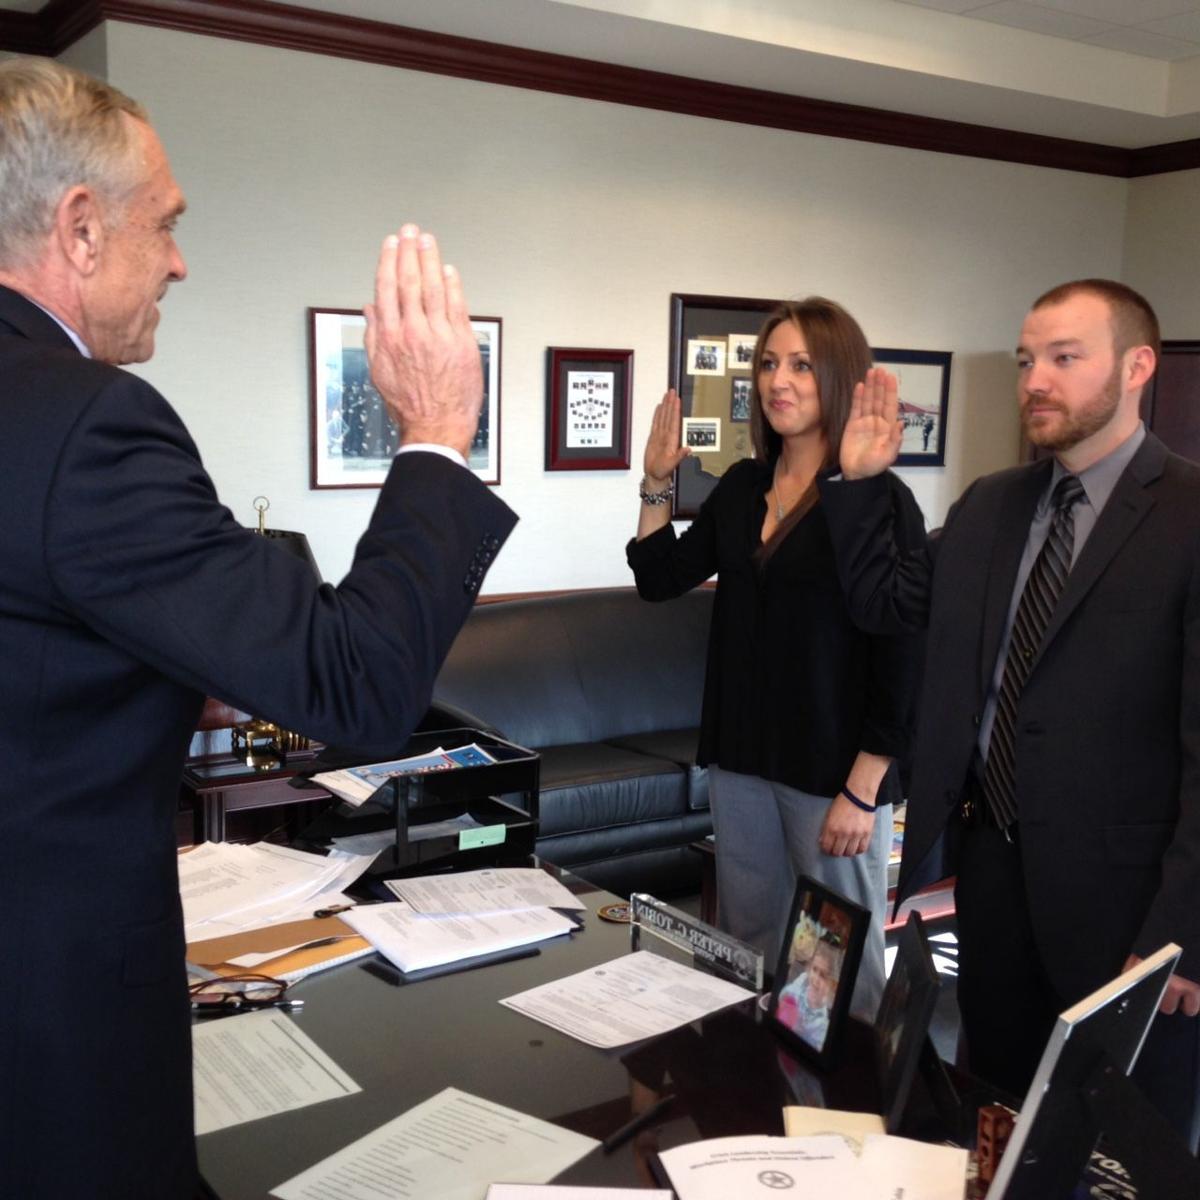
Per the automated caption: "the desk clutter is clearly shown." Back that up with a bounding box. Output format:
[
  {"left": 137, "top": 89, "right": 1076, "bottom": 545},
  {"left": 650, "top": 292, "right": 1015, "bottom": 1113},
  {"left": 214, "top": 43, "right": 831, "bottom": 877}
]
[{"left": 187, "top": 851, "right": 1195, "bottom": 1200}]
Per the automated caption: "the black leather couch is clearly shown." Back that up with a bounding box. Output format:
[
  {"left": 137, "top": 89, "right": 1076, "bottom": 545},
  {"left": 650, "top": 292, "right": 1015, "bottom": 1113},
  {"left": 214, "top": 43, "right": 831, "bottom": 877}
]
[{"left": 427, "top": 588, "right": 714, "bottom": 896}]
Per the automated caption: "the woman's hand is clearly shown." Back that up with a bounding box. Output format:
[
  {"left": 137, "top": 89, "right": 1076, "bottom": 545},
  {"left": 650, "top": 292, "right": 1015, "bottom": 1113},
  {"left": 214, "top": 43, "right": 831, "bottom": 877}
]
[
  {"left": 819, "top": 792, "right": 875, "bottom": 857},
  {"left": 840, "top": 367, "right": 903, "bottom": 481},
  {"left": 644, "top": 389, "right": 690, "bottom": 485}
]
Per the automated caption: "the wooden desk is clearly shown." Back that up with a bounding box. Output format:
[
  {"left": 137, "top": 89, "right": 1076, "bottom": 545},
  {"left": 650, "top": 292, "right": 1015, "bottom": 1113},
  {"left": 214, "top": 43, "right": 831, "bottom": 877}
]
[{"left": 196, "top": 869, "right": 976, "bottom": 1199}]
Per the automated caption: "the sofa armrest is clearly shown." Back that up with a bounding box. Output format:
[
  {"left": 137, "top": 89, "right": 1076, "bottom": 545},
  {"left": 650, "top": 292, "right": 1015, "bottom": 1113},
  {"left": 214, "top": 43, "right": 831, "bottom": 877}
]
[{"left": 419, "top": 698, "right": 505, "bottom": 738}]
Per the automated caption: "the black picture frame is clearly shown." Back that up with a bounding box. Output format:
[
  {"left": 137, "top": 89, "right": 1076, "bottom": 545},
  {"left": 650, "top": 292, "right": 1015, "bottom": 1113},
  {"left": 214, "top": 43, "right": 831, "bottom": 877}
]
[
  {"left": 545, "top": 346, "right": 633, "bottom": 471},
  {"left": 874, "top": 911, "right": 940, "bottom": 1133},
  {"left": 766, "top": 876, "right": 869, "bottom": 1070},
  {"left": 668, "top": 295, "right": 953, "bottom": 512},
  {"left": 874, "top": 347, "right": 952, "bottom": 467},
  {"left": 309, "top": 308, "right": 501, "bottom": 488},
  {"left": 668, "top": 293, "right": 780, "bottom": 517}
]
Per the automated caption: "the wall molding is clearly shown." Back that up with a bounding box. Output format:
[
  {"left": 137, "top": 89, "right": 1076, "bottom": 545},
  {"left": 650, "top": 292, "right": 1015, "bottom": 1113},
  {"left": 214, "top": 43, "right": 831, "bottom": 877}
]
[{"left": 2, "top": 0, "right": 1196, "bottom": 178}]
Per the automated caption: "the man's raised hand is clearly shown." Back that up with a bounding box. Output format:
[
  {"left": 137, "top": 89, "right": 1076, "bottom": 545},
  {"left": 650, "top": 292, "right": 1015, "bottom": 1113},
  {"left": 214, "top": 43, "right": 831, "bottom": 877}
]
[{"left": 364, "top": 224, "right": 482, "bottom": 460}]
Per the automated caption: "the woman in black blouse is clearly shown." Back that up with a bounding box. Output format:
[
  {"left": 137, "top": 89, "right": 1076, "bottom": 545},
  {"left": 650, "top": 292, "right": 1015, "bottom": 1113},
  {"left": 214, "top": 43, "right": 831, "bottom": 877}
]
[{"left": 627, "top": 298, "right": 925, "bottom": 1017}]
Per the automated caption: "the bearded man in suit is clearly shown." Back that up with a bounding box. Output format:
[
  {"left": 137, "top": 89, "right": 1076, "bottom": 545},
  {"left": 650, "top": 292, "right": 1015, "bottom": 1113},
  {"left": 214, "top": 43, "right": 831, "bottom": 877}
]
[
  {"left": 0, "top": 57, "right": 515, "bottom": 1198},
  {"left": 818, "top": 278, "right": 1200, "bottom": 1149}
]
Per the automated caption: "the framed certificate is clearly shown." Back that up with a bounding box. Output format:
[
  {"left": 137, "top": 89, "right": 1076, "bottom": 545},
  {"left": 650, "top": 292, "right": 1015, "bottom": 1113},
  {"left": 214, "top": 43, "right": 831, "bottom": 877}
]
[{"left": 545, "top": 346, "right": 633, "bottom": 471}]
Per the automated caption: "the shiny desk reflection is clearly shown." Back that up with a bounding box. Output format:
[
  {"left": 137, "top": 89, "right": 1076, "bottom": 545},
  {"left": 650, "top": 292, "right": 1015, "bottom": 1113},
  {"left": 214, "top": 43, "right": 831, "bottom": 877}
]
[{"left": 196, "top": 872, "right": 950, "bottom": 1199}]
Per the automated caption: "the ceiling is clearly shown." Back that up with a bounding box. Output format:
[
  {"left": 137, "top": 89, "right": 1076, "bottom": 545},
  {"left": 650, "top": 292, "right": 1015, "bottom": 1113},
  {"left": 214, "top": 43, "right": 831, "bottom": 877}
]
[{"left": 7, "top": 0, "right": 1200, "bottom": 149}]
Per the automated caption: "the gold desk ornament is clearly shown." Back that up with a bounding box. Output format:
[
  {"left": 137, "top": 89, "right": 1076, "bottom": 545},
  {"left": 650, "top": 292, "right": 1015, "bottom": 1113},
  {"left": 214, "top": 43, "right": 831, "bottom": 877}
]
[{"left": 229, "top": 497, "right": 318, "bottom": 770}]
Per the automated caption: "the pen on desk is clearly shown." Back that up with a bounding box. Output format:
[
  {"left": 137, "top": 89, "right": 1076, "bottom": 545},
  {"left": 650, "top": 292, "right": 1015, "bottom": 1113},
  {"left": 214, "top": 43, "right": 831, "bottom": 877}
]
[
  {"left": 314, "top": 902, "right": 355, "bottom": 919},
  {"left": 602, "top": 1093, "right": 675, "bottom": 1154}
]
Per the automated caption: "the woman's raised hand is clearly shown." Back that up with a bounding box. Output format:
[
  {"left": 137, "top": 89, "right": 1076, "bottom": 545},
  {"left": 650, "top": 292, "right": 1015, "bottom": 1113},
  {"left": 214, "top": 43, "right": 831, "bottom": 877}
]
[
  {"left": 644, "top": 389, "right": 691, "bottom": 484},
  {"left": 840, "top": 367, "right": 903, "bottom": 480}
]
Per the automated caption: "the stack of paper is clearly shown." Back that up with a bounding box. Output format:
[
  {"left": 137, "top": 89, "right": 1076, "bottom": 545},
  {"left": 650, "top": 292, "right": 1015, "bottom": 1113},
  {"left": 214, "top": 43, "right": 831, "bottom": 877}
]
[
  {"left": 342, "top": 901, "right": 577, "bottom": 974},
  {"left": 179, "top": 841, "right": 375, "bottom": 941},
  {"left": 336, "top": 868, "right": 585, "bottom": 976}
]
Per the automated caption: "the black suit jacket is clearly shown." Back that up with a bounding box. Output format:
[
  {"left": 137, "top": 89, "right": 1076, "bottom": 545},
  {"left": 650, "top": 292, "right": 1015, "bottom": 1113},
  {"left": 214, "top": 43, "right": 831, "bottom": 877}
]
[
  {"left": 819, "top": 435, "right": 1200, "bottom": 1003},
  {"left": 0, "top": 286, "right": 516, "bottom": 1198}
]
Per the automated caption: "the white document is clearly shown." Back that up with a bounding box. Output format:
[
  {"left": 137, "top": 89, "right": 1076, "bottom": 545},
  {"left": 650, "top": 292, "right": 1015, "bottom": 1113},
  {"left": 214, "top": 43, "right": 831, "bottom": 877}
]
[
  {"left": 660, "top": 1135, "right": 854, "bottom": 1199},
  {"left": 387, "top": 868, "right": 585, "bottom": 915},
  {"left": 192, "top": 1010, "right": 360, "bottom": 1136},
  {"left": 487, "top": 1188, "right": 668, "bottom": 1199},
  {"left": 500, "top": 950, "right": 755, "bottom": 1049},
  {"left": 658, "top": 1134, "right": 967, "bottom": 1200},
  {"left": 270, "top": 1086, "right": 598, "bottom": 1200},
  {"left": 341, "top": 900, "right": 576, "bottom": 973},
  {"left": 858, "top": 1135, "right": 968, "bottom": 1199}
]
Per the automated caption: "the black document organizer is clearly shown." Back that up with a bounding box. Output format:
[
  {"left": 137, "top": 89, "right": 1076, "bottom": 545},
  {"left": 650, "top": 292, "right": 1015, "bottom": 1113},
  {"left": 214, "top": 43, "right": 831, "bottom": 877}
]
[{"left": 300, "top": 728, "right": 540, "bottom": 879}]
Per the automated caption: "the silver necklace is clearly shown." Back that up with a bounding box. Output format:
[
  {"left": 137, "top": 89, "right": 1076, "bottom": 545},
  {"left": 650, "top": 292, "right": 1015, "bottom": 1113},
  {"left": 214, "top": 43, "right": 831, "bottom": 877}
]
[{"left": 773, "top": 459, "right": 788, "bottom": 521}]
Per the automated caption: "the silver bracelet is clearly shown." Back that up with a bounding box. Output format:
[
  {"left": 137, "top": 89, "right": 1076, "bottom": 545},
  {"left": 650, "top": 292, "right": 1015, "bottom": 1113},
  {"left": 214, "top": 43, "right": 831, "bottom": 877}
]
[{"left": 639, "top": 476, "right": 674, "bottom": 506}]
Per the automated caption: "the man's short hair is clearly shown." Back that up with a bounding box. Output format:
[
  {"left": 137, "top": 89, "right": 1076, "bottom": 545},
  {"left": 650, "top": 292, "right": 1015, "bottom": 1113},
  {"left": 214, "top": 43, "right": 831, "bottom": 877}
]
[
  {"left": 0, "top": 57, "right": 146, "bottom": 269},
  {"left": 1032, "top": 278, "right": 1161, "bottom": 363}
]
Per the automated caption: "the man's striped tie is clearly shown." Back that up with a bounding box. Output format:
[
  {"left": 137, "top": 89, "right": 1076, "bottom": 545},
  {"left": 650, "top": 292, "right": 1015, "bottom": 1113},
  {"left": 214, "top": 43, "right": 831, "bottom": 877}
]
[{"left": 981, "top": 473, "right": 1085, "bottom": 831}]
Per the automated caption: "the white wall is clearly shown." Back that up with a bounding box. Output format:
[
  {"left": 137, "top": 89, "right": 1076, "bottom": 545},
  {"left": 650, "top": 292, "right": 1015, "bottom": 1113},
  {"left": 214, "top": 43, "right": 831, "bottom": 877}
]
[
  {"left": 97, "top": 20, "right": 1127, "bottom": 590},
  {"left": 1123, "top": 169, "right": 1200, "bottom": 339}
]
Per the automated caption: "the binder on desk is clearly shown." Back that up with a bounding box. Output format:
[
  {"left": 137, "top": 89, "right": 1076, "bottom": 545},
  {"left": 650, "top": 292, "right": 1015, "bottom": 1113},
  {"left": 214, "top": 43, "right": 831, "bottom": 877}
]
[{"left": 187, "top": 916, "right": 373, "bottom": 983}]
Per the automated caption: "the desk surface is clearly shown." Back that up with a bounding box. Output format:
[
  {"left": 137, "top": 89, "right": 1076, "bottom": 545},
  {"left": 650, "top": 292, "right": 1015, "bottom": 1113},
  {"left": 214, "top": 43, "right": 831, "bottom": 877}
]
[{"left": 196, "top": 873, "right": 959, "bottom": 1199}]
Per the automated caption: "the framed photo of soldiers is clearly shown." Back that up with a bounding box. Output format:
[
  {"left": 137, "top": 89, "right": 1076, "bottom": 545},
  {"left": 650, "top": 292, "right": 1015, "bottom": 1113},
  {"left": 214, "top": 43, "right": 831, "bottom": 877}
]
[
  {"left": 668, "top": 293, "right": 780, "bottom": 517},
  {"left": 309, "top": 308, "right": 502, "bottom": 488},
  {"left": 545, "top": 346, "right": 633, "bottom": 471}
]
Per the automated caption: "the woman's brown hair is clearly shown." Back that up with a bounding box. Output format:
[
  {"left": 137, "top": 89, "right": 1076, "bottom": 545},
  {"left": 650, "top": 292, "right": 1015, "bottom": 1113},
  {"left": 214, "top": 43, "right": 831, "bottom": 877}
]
[{"left": 750, "top": 297, "right": 873, "bottom": 561}]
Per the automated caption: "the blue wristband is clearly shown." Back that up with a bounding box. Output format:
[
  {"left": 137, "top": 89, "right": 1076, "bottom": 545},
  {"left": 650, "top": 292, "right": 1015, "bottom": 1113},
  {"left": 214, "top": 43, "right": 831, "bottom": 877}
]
[{"left": 840, "top": 785, "right": 876, "bottom": 813}]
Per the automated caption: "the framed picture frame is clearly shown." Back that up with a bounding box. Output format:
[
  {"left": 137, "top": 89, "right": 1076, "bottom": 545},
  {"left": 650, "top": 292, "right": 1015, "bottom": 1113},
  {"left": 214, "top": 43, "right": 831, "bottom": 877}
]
[
  {"left": 766, "top": 876, "right": 869, "bottom": 1069},
  {"left": 545, "top": 346, "right": 633, "bottom": 471},
  {"left": 308, "top": 307, "right": 502, "bottom": 489},
  {"left": 874, "top": 910, "right": 940, "bottom": 1132},
  {"left": 874, "top": 347, "right": 952, "bottom": 467},
  {"left": 668, "top": 293, "right": 780, "bottom": 517}
]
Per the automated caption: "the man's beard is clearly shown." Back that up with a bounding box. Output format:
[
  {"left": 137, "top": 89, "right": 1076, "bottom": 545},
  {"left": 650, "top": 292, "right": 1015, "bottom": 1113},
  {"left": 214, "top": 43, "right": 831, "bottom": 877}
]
[{"left": 1021, "top": 362, "right": 1122, "bottom": 452}]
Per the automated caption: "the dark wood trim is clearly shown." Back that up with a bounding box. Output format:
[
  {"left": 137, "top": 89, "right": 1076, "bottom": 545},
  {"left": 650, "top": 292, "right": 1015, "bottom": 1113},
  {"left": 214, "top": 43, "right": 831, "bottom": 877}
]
[
  {"left": 1129, "top": 137, "right": 1200, "bottom": 178},
  {"left": 5, "top": 0, "right": 1200, "bottom": 178},
  {"left": 0, "top": 10, "right": 51, "bottom": 54}
]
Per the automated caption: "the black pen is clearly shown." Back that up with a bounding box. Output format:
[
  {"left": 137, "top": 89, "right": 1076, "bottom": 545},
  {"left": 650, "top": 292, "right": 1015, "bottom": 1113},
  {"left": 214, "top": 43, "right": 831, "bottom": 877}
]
[{"left": 602, "top": 1093, "right": 675, "bottom": 1154}]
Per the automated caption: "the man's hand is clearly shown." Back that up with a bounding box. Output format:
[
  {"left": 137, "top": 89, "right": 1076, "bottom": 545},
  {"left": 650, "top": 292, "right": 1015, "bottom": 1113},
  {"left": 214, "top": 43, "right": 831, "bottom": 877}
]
[
  {"left": 364, "top": 224, "right": 482, "bottom": 460},
  {"left": 1124, "top": 954, "right": 1200, "bottom": 1016},
  {"left": 840, "top": 366, "right": 903, "bottom": 480}
]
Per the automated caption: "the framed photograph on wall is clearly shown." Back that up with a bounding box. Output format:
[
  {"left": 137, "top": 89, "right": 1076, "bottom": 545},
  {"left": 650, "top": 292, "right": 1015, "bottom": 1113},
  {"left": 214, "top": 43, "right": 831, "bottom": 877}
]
[
  {"left": 874, "top": 347, "right": 952, "bottom": 467},
  {"left": 309, "top": 308, "right": 502, "bottom": 489},
  {"left": 668, "top": 293, "right": 780, "bottom": 517},
  {"left": 766, "top": 876, "right": 868, "bottom": 1069},
  {"left": 545, "top": 346, "right": 633, "bottom": 471}
]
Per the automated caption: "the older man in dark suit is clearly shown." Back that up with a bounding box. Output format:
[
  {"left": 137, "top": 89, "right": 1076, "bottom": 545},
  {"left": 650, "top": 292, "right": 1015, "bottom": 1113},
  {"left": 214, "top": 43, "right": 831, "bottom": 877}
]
[
  {"left": 819, "top": 279, "right": 1200, "bottom": 1149},
  {"left": 0, "top": 58, "right": 515, "bottom": 1198}
]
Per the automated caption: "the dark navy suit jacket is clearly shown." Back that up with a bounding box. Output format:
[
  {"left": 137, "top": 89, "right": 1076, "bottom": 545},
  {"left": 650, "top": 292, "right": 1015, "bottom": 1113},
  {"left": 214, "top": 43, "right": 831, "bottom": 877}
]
[{"left": 0, "top": 285, "right": 516, "bottom": 1198}]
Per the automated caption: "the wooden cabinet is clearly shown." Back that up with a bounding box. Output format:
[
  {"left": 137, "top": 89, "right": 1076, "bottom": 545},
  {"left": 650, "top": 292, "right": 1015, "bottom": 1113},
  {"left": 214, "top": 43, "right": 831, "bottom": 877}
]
[{"left": 1142, "top": 340, "right": 1200, "bottom": 463}]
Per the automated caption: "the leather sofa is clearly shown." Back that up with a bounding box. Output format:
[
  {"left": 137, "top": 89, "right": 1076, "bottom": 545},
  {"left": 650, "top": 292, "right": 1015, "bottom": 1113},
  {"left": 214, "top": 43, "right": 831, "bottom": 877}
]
[{"left": 426, "top": 587, "right": 714, "bottom": 897}]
